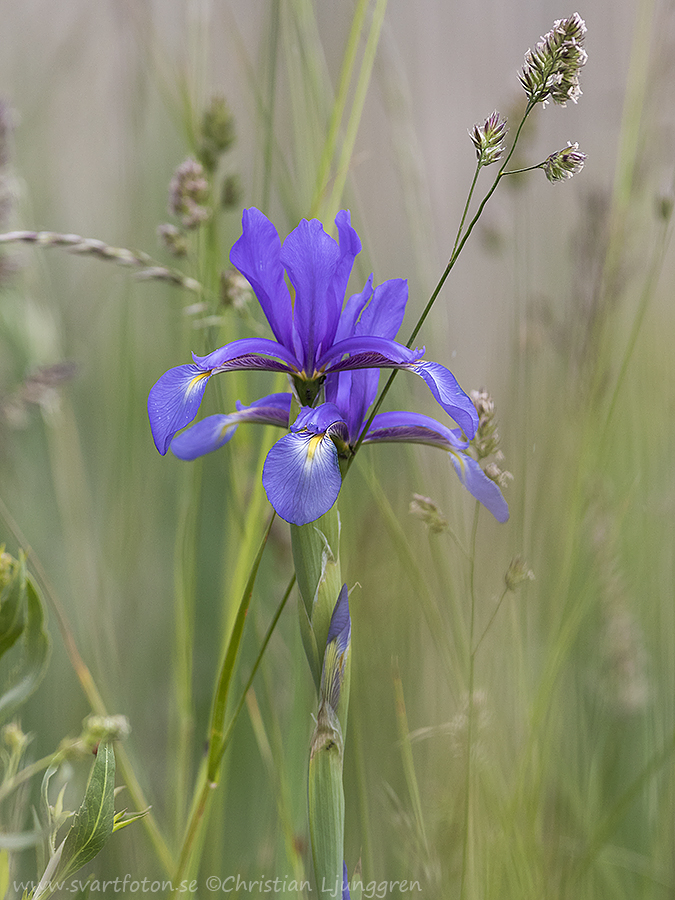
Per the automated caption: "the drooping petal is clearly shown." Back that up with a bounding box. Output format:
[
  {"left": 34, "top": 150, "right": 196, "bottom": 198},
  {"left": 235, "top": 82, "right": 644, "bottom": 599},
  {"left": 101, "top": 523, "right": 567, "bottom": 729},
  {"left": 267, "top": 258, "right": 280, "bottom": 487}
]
[
  {"left": 363, "top": 410, "right": 469, "bottom": 451},
  {"left": 148, "top": 364, "right": 212, "bottom": 455},
  {"left": 318, "top": 335, "right": 420, "bottom": 372},
  {"left": 450, "top": 454, "right": 510, "bottom": 523},
  {"left": 281, "top": 217, "right": 342, "bottom": 372},
  {"left": 408, "top": 360, "right": 479, "bottom": 438},
  {"left": 170, "top": 414, "right": 240, "bottom": 460},
  {"left": 170, "top": 393, "right": 292, "bottom": 461},
  {"left": 192, "top": 337, "right": 300, "bottom": 373},
  {"left": 229, "top": 208, "right": 294, "bottom": 350},
  {"left": 262, "top": 430, "right": 342, "bottom": 526},
  {"left": 363, "top": 410, "right": 508, "bottom": 522}
]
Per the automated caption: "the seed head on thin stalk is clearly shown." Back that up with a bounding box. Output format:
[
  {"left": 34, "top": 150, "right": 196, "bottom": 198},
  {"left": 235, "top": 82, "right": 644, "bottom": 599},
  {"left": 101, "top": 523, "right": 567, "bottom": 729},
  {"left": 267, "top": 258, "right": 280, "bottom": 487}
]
[
  {"left": 542, "top": 142, "right": 587, "bottom": 182},
  {"left": 468, "top": 389, "right": 513, "bottom": 491},
  {"left": 168, "top": 157, "right": 211, "bottom": 229},
  {"left": 469, "top": 111, "right": 508, "bottom": 167},
  {"left": 519, "top": 13, "right": 587, "bottom": 108},
  {"left": 199, "top": 95, "right": 236, "bottom": 171},
  {"left": 409, "top": 493, "right": 449, "bottom": 534},
  {"left": 505, "top": 556, "right": 535, "bottom": 592}
]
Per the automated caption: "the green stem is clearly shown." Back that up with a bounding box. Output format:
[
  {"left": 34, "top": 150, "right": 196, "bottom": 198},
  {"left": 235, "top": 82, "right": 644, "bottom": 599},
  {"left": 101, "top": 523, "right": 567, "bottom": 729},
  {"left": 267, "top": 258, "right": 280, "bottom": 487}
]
[
  {"left": 459, "top": 503, "right": 481, "bottom": 900},
  {"left": 350, "top": 103, "right": 536, "bottom": 462},
  {"left": 472, "top": 587, "right": 509, "bottom": 656},
  {"left": 171, "top": 530, "right": 294, "bottom": 892}
]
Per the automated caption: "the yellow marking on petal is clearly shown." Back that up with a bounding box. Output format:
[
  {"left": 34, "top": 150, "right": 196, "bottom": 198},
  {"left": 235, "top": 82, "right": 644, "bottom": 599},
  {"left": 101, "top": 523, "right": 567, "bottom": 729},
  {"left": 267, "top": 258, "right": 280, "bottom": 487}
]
[
  {"left": 187, "top": 371, "right": 211, "bottom": 394},
  {"left": 306, "top": 434, "right": 324, "bottom": 460}
]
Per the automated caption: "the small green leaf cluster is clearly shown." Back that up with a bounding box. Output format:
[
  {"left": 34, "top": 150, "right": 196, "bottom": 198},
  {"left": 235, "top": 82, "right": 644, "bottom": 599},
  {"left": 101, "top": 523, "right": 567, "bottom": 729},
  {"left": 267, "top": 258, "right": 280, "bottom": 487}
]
[{"left": 0, "top": 549, "right": 50, "bottom": 725}]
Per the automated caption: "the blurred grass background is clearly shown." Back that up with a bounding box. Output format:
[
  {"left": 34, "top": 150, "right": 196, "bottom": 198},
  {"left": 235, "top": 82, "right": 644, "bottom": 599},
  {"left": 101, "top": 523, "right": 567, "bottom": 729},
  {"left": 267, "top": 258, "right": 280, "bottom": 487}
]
[{"left": 1, "top": 1, "right": 674, "bottom": 897}]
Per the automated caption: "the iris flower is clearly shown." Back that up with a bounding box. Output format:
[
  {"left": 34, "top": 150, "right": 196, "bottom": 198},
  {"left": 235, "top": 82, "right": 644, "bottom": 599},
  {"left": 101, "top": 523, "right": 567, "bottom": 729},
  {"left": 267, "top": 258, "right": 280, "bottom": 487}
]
[{"left": 148, "top": 208, "right": 508, "bottom": 526}]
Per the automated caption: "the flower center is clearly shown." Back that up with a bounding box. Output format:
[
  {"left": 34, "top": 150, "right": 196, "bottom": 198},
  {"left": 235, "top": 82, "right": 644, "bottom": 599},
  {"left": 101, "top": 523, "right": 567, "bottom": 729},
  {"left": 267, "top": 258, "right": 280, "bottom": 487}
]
[{"left": 292, "top": 374, "right": 325, "bottom": 407}]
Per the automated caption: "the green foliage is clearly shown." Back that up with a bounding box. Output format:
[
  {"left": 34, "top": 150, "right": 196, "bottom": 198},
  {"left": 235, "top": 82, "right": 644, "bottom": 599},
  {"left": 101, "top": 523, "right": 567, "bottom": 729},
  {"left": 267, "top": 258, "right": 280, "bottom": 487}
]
[
  {"left": 0, "top": 551, "right": 50, "bottom": 725},
  {"left": 32, "top": 744, "right": 115, "bottom": 900}
]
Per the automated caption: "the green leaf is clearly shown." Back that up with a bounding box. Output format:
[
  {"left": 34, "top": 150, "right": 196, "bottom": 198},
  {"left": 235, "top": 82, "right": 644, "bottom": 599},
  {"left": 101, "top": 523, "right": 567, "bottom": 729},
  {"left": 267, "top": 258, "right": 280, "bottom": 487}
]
[
  {"left": 52, "top": 742, "right": 116, "bottom": 885},
  {"left": 112, "top": 807, "right": 151, "bottom": 833},
  {"left": 0, "top": 552, "right": 51, "bottom": 724}
]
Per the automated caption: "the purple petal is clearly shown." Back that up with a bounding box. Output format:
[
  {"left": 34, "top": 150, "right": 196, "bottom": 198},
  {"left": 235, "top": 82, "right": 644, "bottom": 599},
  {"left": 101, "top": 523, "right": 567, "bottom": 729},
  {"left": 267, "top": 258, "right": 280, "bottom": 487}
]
[
  {"left": 292, "top": 402, "right": 349, "bottom": 442},
  {"left": 330, "top": 210, "right": 362, "bottom": 321},
  {"left": 358, "top": 278, "right": 408, "bottom": 341},
  {"left": 319, "top": 335, "right": 420, "bottom": 372},
  {"left": 170, "top": 414, "right": 240, "bottom": 460},
  {"left": 281, "top": 218, "right": 342, "bottom": 371},
  {"left": 263, "top": 430, "right": 342, "bottom": 525},
  {"left": 327, "top": 583, "right": 351, "bottom": 648},
  {"left": 148, "top": 364, "right": 212, "bottom": 455},
  {"left": 409, "top": 361, "right": 479, "bottom": 438},
  {"left": 342, "top": 862, "right": 350, "bottom": 900},
  {"left": 326, "top": 280, "right": 409, "bottom": 439},
  {"left": 229, "top": 208, "right": 294, "bottom": 350},
  {"left": 363, "top": 410, "right": 508, "bottom": 522},
  {"left": 363, "top": 410, "right": 468, "bottom": 451},
  {"left": 322, "top": 584, "right": 351, "bottom": 712},
  {"left": 169, "top": 393, "right": 292, "bottom": 461},
  {"left": 450, "top": 454, "right": 510, "bottom": 523},
  {"left": 333, "top": 275, "right": 373, "bottom": 344},
  {"left": 325, "top": 370, "right": 364, "bottom": 444},
  {"left": 192, "top": 337, "right": 300, "bottom": 373}
]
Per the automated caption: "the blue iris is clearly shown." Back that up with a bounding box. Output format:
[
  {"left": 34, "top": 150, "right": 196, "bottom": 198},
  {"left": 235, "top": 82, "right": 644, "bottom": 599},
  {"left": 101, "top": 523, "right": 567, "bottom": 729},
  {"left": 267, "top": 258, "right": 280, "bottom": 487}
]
[{"left": 148, "top": 208, "right": 508, "bottom": 526}]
